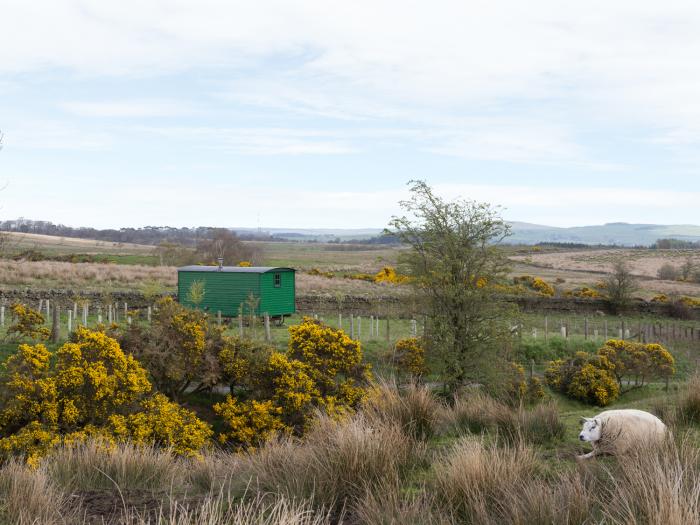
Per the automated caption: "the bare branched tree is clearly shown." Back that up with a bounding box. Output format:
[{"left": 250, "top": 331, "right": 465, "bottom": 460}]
[{"left": 605, "top": 259, "right": 638, "bottom": 313}]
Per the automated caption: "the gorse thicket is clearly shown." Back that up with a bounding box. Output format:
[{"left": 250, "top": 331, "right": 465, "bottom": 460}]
[
  {"left": 0, "top": 327, "right": 211, "bottom": 465},
  {"left": 545, "top": 339, "right": 675, "bottom": 406},
  {"left": 215, "top": 317, "right": 373, "bottom": 449},
  {"left": 0, "top": 302, "right": 375, "bottom": 464}
]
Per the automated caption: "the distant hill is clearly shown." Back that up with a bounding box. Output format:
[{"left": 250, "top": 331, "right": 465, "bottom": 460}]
[
  {"left": 507, "top": 222, "right": 700, "bottom": 246},
  {"left": 246, "top": 223, "right": 700, "bottom": 246}
]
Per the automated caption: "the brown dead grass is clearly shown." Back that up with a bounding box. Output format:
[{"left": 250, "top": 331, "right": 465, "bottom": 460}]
[
  {"left": 510, "top": 249, "right": 700, "bottom": 299},
  {"left": 0, "top": 260, "right": 176, "bottom": 292}
]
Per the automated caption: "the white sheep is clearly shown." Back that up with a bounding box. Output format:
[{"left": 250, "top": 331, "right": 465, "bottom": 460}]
[{"left": 577, "top": 409, "right": 667, "bottom": 459}]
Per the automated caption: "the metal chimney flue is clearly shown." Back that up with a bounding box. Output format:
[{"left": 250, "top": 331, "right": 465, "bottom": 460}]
[{"left": 217, "top": 257, "right": 224, "bottom": 271}]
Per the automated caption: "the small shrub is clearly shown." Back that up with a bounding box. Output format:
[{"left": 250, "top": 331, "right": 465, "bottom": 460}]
[
  {"left": 525, "top": 376, "right": 546, "bottom": 403},
  {"left": 374, "top": 266, "right": 410, "bottom": 284},
  {"left": 513, "top": 275, "right": 555, "bottom": 296},
  {"left": 502, "top": 362, "right": 527, "bottom": 405},
  {"left": 598, "top": 339, "right": 675, "bottom": 390},
  {"left": 545, "top": 351, "right": 619, "bottom": 406},
  {"left": 6, "top": 303, "right": 50, "bottom": 341},
  {"left": 657, "top": 263, "right": 680, "bottom": 281},
  {"left": 393, "top": 337, "right": 429, "bottom": 378}
]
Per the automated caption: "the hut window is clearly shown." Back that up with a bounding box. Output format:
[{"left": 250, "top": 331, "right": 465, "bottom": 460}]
[{"left": 274, "top": 273, "right": 281, "bottom": 287}]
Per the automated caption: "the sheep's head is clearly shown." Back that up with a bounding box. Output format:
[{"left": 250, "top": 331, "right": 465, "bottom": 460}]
[{"left": 579, "top": 417, "right": 602, "bottom": 442}]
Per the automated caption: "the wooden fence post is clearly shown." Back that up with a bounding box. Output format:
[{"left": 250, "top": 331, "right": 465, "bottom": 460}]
[
  {"left": 544, "top": 316, "right": 548, "bottom": 343},
  {"left": 350, "top": 314, "right": 355, "bottom": 340},
  {"left": 264, "top": 313, "right": 271, "bottom": 341},
  {"left": 67, "top": 310, "right": 72, "bottom": 333},
  {"left": 51, "top": 306, "right": 60, "bottom": 343},
  {"left": 1, "top": 305, "right": 5, "bottom": 327}
]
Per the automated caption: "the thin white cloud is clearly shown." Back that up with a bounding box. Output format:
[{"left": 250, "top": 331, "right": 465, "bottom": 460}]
[
  {"left": 141, "top": 126, "right": 357, "bottom": 155},
  {"left": 60, "top": 99, "right": 194, "bottom": 118},
  {"left": 6, "top": 120, "right": 113, "bottom": 151}
]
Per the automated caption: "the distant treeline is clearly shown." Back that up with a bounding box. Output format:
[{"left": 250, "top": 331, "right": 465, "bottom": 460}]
[
  {"left": 651, "top": 238, "right": 700, "bottom": 250},
  {"left": 0, "top": 220, "right": 282, "bottom": 246},
  {"left": 0, "top": 219, "right": 401, "bottom": 246}
]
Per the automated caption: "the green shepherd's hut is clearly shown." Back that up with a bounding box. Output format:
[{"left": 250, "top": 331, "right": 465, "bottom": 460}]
[{"left": 177, "top": 265, "right": 296, "bottom": 321}]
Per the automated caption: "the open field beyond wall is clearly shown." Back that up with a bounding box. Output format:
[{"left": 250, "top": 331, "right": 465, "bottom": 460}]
[{"left": 0, "top": 240, "right": 699, "bottom": 301}]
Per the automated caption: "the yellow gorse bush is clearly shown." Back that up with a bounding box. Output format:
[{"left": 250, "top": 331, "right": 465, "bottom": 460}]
[
  {"left": 0, "top": 328, "right": 211, "bottom": 465},
  {"left": 565, "top": 287, "right": 603, "bottom": 299},
  {"left": 7, "top": 303, "right": 50, "bottom": 341},
  {"left": 394, "top": 337, "right": 428, "bottom": 377},
  {"left": 213, "top": 397, "right": 286, "bottom": 450},
  {"left": 511, "top": 276, "right": 555, "bottom": 297},
  {"left": 545, "top": 351, "right": 620, "bottom": 406},
  {"left": 108, "top": 393, "right": 212, "bottom": 457},
  {"left": 216, "top": 317, "right": 373, "bottom": 449},
  {"left": 374, "top": 266, "right": 410, "bottom": 284},
  {"left": 597, "top": 339, "right": 675, "bottom": 388}
]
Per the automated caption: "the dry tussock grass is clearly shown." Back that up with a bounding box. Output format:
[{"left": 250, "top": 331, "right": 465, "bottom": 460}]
[
  {"left": 434, "top": 437, "right": 539, "bottom": 523},
  {"left": 0, "top": 459, "right": 81, "bottom": 525},
  {"left": 363, "top": 380, "right": 443, "bottom": 440},
  {"left": 45, "top": 441, "right": 187, "bottom": 493},
  {"left": 3, "top": 385, "right": 700, "bottom": 524},
  {"left": 0, "top": 259, "right": 175, "bottom": 291},
  {"left": 442, "top": 392, "right": 565, "bottom": 445}
]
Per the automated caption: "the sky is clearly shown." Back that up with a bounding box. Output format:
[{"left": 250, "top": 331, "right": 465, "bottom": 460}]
[{"left": 1, "top": 1, "right": 700, "bottom": 229}]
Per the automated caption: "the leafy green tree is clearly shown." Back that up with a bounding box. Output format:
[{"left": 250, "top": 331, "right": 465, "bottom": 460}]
[{"left": 388, "top": 180, "right": 517, "bottom": 391}]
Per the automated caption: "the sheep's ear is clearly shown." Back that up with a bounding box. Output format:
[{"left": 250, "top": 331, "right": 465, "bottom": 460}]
[{"left": 580, "top": 416, "right": 591, "bottom": 423}]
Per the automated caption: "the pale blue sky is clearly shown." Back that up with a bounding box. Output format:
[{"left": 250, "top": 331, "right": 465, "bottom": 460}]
[{"left": 1, "top": 1, "right": 699, "bottom": 229}]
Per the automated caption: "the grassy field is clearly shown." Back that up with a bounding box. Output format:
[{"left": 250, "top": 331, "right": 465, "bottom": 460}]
[
  {"left": 1, "top": 233, "right": 698, "bottom": 302},
  {"left": 2, "top": 231, "right": 157, "bottom": 256},
  {"left": 512, "top": 248, "right": 700, "bottom": 300}
]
